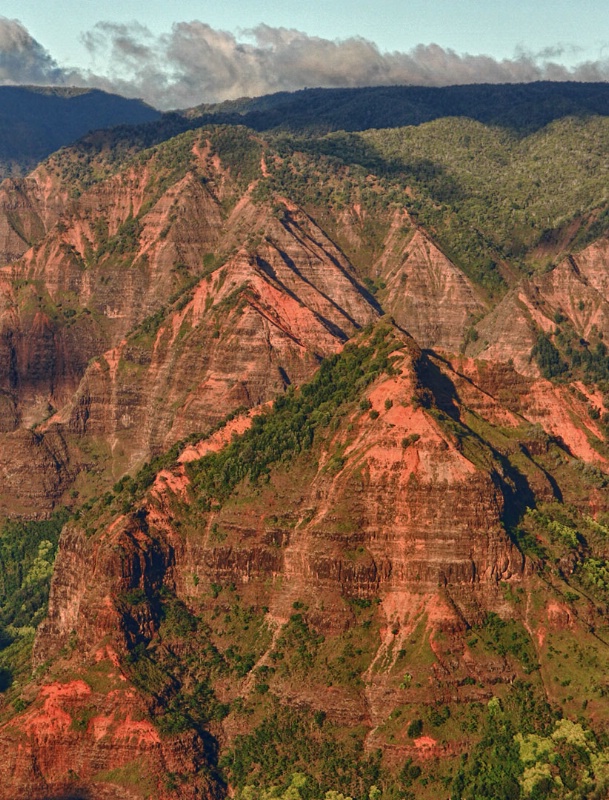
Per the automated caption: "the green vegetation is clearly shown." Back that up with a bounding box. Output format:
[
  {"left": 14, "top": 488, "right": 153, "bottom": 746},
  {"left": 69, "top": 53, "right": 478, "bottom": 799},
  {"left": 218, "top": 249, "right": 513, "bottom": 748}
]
[
  {"left": 0, "top": 508, "right": 69, "bottom": 637},
  {"left": 222, "top": 704, "right": 383, "bottom": 799},
  {"left": 452, "top": 694, "right": 539, "bottom": 800},
  {"left": 270, "top": 613, "right": 324, "bottom": 678},
  {"left": 577, "top": 558, "right": 609, "bottom": 603},
  {"left": 123, "top": 593, "right": 229, "bottom": 738},
  {"left": 186, "top": 325, "right": 401, "bottom": 508},
  {"left": 191, "top": 83, "right": 609, "bottom": 137},
  {"left": 95, "top": 214, "right": 142, "bottom": 262},
  {"left": 476, "top": 614, "right": 539, "bottom": 675},
  {"left": 531, "top": 319, "right": 609, "bottom": 389},
  {"left": 210, "top": 126, "right": 263, "bottom": 188},
  {"left": 247, "top": 113, "right": 609, "bottom": 295},
  {"left": 93, "top": 760, "right": 158, "bottom": 797},
  {"left": 454, "top": 700, "right": 609, "bottom": 800},
  {"left": 0, "top": 508, "right": 69, "bottom": 695},
  {"left": 236, "top": 773, "right": 355, "bottom": 800},
  {"left": 531, "top": 334, "right": 568, "bottom": 380}
]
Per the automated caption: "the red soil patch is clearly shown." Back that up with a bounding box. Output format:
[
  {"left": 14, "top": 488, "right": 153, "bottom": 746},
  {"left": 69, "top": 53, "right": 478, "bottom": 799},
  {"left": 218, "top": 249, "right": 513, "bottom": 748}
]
[
  {"left": 90, "top": 714, "right": 113, "bottom": 741},
  {"left": 22, "top": 680, "right": 91, "bottom": 737},
  {"left": 525, "top": 381, "right": 607, "bottom": 465},
  {"left": 546, "top": 600, "right": 574, "bottom": 628},
  {"left": 178, "top": 410, "right": 259, "bottom": 464},
  {"left": 537, "top": 625, "right": 546, "bottom": 649},
  {"left": 358, "top": 375, "right": 477, "bottom": 483},
  {"left": 101, "top": 341, "right": 127, "bottom": 383},
  {"left": 414, "top": 736, "right": 439, "bottom": 757},
  {"left": 113, "top": 715, "right": 160, "bottom": 745}
]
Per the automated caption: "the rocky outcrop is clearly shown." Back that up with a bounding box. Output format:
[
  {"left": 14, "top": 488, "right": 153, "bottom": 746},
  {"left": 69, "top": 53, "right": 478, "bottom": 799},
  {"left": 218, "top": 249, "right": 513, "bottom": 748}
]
[
  {"left": 375, "top": 213, "right": 486, "bottom": 351},
  {"left": 0, "top": 326, "right": 531, "bottom": 797},
  {"left": 18, "top": 167, "right": 223, "bottom": 344},
  {"left": 63, "top": 231, "right": 378, "bottom": 467},
  {"left": 0, "top": 167, "right": 68, "bottom": 265},
  {"left": 467, "top": 237, "right": 609, "bottom": 375},
  {"left": 0, "top": 134, "right": 383, "bottom": 508},
  {"left": 3, "top": 516, "right": 219, "bottom": 800},
  {"left": 0, "top": 676, "right": 218, "bottom": 800},
  {"left": 0, "top": 427, "right": 73, "bottom": 516}
]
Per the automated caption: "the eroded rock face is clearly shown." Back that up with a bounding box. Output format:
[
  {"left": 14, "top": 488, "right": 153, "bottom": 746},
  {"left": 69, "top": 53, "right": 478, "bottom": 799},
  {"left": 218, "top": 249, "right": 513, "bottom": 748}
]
[
  {"left": 18, "top": 169, "right": 223, "bottom": 343},
  {"left": 0, "top": 677, "right": 218, "bottom": 800},
  {"left": 8, "top": 328, "right": 532, "bottom": 798},
  {"left": 0, "top": 167, "right": 68, "bottom": 266},
  {"left": 10, "top": 128, "right": 609, "bottom": 516},
  {"left": 0, "top": 136, "right": 381, "bottom": 509},
  {"left": 0, "top": 427, "right": 73, "bottom": 516},
  {"left": 64, "top": 239, "right": 378, "bottom": 468},
  {"left": 0, "top": 139, "right": 232, "bottom": 440},
  {"left": 468, "top": 236, "right": 609, "bottom": 376},
  {"left": 375, "top": 215, "right": 486, "bottom": 351},
  {"left": 4, "top": 515, "right": 220, "bottom": 800}
]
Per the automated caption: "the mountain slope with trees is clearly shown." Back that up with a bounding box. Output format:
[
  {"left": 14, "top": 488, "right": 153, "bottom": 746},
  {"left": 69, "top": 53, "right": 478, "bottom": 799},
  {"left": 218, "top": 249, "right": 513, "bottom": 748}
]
[{"left": 1, "top": 83, "right": 609, "bottom": 799}]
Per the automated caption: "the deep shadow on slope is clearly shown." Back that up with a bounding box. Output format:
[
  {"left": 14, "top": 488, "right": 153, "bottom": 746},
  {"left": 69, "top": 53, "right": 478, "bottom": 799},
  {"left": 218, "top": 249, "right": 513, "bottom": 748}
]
[
  {"left": 189, "top": 82, "right": 609, "bottom": 135},
  {"left": 418, "top": 351, "right": 564, "bottom": 532},
  {"left": 0, "top": 86, "right": 160, "bottom": 178}
]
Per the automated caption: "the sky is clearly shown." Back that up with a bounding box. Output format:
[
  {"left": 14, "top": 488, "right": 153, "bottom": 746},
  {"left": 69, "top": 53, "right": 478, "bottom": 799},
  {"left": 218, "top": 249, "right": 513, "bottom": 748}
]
[{"left": 0, "top": 1, "right": 608, "bottom": 110}]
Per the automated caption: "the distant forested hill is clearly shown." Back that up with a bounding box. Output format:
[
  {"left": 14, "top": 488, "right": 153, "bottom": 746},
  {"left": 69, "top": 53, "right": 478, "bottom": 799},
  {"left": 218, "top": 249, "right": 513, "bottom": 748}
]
[
  {"left": 0, "top": 86, "right": 160, "bottom": 178},
  {"left": 186, "top": 81, "right": 609, "bottom": 134},
  {"left": 5, "top": 82, "right": 609, "bottom": 182}
]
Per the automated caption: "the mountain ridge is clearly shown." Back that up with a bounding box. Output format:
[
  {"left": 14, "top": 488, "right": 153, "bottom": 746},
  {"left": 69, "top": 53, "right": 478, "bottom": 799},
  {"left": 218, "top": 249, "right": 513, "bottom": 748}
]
[
  {"left": 0, "top": 85, "right": 160, "bottom": 180},
  {"left": 1, "top": 85, "right": 609, "bottom": 799}
]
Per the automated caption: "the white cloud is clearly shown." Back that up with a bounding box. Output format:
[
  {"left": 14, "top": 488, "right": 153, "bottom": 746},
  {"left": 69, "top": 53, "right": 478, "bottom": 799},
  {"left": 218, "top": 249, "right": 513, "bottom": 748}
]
[
  {"left": 1, "top": 16, "right": 609, "bottom": 110},
  {"left": 0, "top": 16, "right": 66, "bottom": 84}
]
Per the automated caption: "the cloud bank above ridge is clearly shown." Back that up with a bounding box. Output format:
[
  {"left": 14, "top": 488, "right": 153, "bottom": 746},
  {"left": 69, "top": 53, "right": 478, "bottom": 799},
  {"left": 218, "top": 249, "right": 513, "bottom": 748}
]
[{"left": 1, "top": 15, "right": 609, "bottom": 110}]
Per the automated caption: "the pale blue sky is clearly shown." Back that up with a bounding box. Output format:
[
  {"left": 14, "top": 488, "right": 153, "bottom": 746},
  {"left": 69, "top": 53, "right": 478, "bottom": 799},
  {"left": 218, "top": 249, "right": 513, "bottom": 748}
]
[{"left": 4, "top": 0, "right": 607, "bottom": 68}]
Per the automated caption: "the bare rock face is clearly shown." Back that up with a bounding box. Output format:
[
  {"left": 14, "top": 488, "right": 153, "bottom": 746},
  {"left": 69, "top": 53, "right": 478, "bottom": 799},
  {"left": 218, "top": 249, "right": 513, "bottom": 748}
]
[
  {"left": 64, "top": 224, "right": 379, "bottom": 468},
  {"left": 0, "top": 427, "right": 73, "bottom": 516},
  {"left": 6, "top": 326, "right": 533, "bottom": 798},
  {"left": 0, "top": 515, "right": 220, "bottom": 800},
  {"left": 467, "top": 237, "right": 609, "bottom": 375},
  {"left": 0, "top": 134, "right": 381, "bottom": 509},
  {"left": 0, "top": 155, "right": 232, "bottom": 462},
  {"left": 3, "top": 504, "right": 221, "bottom": 800},
  {"left": 0, "top": 166, "right": 68, "bottom": 266},
  {"left": 3, "top": 307, "right": 609, "bottom": 796},
  {"left": 570, "top": 237, "right": 609, "bottom": 299},
  {"left": 467, "top": 284, "right": 544, "bottom": 376},
  {"left": 18, "top": 168, "right": 223, "bottom": 343},
  {"left": 0, "top": 678, "right": 218, "bottom": 800},
  {"left": 375, "top": 214, "right": 486, "bottom": 351},
  {"left": 155, "top": 341, "right": 524, "bottom": 625}
]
